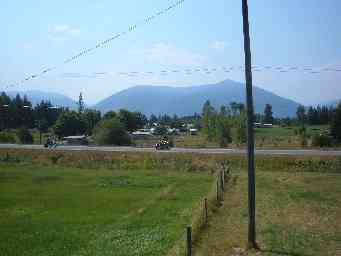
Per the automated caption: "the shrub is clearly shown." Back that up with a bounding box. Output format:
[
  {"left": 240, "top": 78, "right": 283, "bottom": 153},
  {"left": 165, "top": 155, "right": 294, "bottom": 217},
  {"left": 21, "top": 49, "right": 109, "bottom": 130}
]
[
  {"left": 93, "top": 118, "right": 131, "bottom": 146},
  {"left": 16, "top": 128, "right": 33, "bottom": 144},
  {"left": 0, "top": 131, "right": 16, "bottom": 143},
  {"left": 311, "top": 134, "right": 333, "bottom": 147}
]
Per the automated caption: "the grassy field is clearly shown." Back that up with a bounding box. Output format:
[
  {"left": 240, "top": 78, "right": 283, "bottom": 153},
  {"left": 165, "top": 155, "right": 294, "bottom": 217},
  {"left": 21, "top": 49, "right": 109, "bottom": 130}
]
[
  {"left": 170, "top": 125, "right": 331, "bottom": 149},
  {"left": 0, "top": 163, "right": 214, "bottom": 256},
  {"left": 194, "top": 158, "right": 341, "bottom": 255},
  {"left": 0, "top": 149, "right": 340, "bottom": 255}
]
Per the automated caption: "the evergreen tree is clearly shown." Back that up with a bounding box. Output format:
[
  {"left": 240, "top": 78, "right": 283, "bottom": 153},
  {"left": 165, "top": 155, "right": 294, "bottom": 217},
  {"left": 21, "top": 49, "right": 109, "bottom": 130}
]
[
  {"left": 296, "top": 105, "right": 306, "bottom": 126},
  {"left": 331, "top": 103, "right": 341, "bottom": 143},
  {"left": 263, "top": 104, "right": 274, "bottom": 124},
  {"left": 77, "top": 92, "right": 85, "bottom": 114}
]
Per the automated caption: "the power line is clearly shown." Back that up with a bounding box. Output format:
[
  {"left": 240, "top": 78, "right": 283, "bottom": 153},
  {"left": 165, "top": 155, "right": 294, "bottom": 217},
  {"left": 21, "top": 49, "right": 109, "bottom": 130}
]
[
  {"left": 57, "top": 64, "right": 341, "bottom": 79},
  {"left": 3, "top": 0, "right": 186, "bottom": 90}
]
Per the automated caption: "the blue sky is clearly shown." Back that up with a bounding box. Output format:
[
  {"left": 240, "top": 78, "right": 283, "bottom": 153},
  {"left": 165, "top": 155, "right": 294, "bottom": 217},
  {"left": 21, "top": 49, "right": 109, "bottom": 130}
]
[{"left": 1, "top": 0, "right": 341, "bottom": 105}]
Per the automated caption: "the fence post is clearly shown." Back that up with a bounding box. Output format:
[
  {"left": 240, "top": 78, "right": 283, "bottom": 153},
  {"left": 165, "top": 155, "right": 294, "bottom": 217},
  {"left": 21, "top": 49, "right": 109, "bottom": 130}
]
[
  {"left": 220, "top": 170, "right": 225, "bottom": 192},
  {"left": 204, "top": 198, "right": 208, "bottom": 227},
  {"left": 186, "top": 226, "right": 192, "bottom": 256},
  {"left": 216, "top": 179, "right": 220, "bottom": 202}
]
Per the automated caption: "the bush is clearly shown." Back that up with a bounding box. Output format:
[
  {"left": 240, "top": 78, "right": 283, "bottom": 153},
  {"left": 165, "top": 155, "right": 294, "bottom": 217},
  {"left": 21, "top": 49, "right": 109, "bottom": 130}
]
[
  {"left": 0, "top": 131, "right": 16, "bottom": 143},
  {"left": 93, "top": 118, "right": 131, "bottom": 146},
  {"left": 54, "top": 111, "right": 87, "bottom": 138},
  {"left": 16, "top": 128, "right": 34, "bottom": 144},
  {"left": 311, "top": 134, "right": 333, "bottom": 147}
]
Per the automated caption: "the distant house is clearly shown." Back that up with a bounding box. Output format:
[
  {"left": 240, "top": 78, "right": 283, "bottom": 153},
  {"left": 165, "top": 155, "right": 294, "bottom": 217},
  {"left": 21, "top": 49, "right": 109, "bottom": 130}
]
[
  {"left": 63, "top": 135, "right": 88, "bottom": 145},
  {"left": 262, "top": 123, "right": 273, "bottom": 128},
  {"left": 189, "top": 128, "right": 198, "bottom": 135},
  {"left": 253, "top": 123, "right": 273, "bottom": 128},
  {"left": 131, "top": 130, "right": 153, "bottom": 139}
]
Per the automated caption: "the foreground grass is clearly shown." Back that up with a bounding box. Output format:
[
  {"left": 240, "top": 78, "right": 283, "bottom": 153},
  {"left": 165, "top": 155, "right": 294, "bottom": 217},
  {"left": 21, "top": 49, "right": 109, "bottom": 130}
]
[
  {"left": 0, "top": 163, "right": 213, "bottom": 256},
  {"left": 194, "top": 166, "right": 341, "bottom": 255}
]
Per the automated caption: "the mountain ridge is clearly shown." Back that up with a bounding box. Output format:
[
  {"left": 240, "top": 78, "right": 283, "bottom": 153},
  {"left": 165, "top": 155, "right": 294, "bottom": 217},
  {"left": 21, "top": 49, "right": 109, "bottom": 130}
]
[
  {"left": 4, "top": 90, "right": 78, "bottom": 109},
  {"left": 94, "top": 79, "right": 301, "bottom": 117}
]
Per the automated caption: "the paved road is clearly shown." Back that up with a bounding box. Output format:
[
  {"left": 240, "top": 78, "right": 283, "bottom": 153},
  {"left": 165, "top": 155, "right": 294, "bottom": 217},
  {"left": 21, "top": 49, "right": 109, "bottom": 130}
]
[{"left": 0, "top": 144, "right": 340, "bottom": 156}]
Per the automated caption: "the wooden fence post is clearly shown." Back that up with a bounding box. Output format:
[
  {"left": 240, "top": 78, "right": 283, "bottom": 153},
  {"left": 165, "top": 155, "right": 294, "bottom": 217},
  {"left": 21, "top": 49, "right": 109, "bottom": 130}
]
[
  {"left": 216, "top": 179, "right": 220, "bottom": 202},
  {"left": 220, "top": 170, "right": 225, "bottom": 192},
  {"left": 186, "top": 226, "right": 192, "bottom": 256},
  {"left": 204, "top": 198, "right": 208, "bottom": 227}
]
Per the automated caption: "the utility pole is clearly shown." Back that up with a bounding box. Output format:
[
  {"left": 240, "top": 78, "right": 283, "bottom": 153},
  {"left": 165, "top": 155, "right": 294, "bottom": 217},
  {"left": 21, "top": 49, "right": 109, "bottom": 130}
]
[{"left": 241, "top": 0, "right": 257, "bottom": 249}]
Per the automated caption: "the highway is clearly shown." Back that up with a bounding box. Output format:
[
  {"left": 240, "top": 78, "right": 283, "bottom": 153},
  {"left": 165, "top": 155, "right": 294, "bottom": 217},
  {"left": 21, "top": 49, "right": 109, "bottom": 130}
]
[{"left": 0, "top": 144, "right": 340, "bottom": 156}]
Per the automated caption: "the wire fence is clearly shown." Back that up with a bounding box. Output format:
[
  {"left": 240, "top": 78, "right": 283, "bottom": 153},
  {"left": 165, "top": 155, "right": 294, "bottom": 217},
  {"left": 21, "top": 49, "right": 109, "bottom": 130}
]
[{"left": 167, "top": 160, "right": 232, "bottom": 256}]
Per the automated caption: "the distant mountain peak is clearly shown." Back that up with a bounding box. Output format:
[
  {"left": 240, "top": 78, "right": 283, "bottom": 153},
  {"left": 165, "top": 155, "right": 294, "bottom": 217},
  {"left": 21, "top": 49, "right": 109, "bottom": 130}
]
[{"left": 94, "top": 79, "right": 301, "bottom": 117}]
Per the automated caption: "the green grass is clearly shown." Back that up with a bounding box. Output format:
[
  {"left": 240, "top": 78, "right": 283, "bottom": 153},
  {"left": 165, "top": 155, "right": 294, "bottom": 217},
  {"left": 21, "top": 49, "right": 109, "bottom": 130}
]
[
  {"left": 194, "top": 160, "right": 341, "bottom": 256},
  {"left": 0, "top": 163, "right": 214, "bottom": 256}
]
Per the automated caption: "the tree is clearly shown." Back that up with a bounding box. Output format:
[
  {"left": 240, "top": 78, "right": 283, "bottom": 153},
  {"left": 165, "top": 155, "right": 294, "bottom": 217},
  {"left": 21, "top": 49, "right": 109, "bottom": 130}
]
[
  {"left": 103, "top": 111, "right": 117, "bottom": 120},
  {"left": 77, "top": 92, "right": 85, "bottom": 114},
  {"left": 202, "top": 100, "right": 216, "bottom": 141},
  {"left": 83, "top": 109, "right": 101, "bottom": 135},
  {"left": 263, "top": 104, "right": 273, "bottom": 124},
  {"left": 93, "top": 118, "right": 131, "bottom": 145},
  {"left": 153, "top": 125, "right": 168, "bottom": 135},
  {"left": 17, "top": 128, "right": 34, "bottom": 144},
  {"left": 34, "top": 100, "right": 61, "bottom": 127},
  {"left": 230, "top": 102, "right": 245, "bottom": 116},
  {"left": 296, "top": 105, "right": 306, "bottom": 126},
  {"left": 149, "top": 114, "right": 158, "bottom": 124},
  {"left": 54, "top": 111, "right": 87, "bottom": 138},
  {"left": 234, "top": 111, "right": 247, "bottom": 144},
  {"left": 331, "top": 103, "right": 341, "bottom": 143},
  {"left": 216, "top": 106, "right": 232, "bottom": 147},
  {"left": 117, "top": 109, "right": 137, "bottom": 132}
]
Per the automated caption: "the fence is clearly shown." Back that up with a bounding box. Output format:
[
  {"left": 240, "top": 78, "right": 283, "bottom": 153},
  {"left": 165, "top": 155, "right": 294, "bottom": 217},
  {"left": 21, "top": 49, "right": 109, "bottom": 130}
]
[{"left": 167, "top": 160, "right": 232, "bottom": 256}]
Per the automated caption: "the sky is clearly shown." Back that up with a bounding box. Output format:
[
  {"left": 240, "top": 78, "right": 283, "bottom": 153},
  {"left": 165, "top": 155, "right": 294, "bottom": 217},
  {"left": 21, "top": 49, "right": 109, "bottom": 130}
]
[{"left": 1, "top": 0, "right": 341, "bottom": 105}]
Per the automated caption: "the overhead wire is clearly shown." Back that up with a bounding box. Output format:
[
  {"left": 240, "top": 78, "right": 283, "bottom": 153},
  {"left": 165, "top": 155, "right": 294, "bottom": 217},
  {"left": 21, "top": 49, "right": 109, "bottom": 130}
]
[{"left": 3, "top": 0, "right": 186, "bottom": 90}]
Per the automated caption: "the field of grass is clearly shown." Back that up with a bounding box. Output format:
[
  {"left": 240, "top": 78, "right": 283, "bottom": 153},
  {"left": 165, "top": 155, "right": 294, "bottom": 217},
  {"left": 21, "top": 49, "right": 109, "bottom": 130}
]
[
  {"left": 1, "top": 149, "right": 340, "bottom": 255},
  {"left": 0, "top": 163, "right": 214, "bottom": 256},
  {"left": 172, "top": 125, "right": 331, "bottom": 149},
  {"left": 194, "top": 158, "right": 341, "bottom": 255}
]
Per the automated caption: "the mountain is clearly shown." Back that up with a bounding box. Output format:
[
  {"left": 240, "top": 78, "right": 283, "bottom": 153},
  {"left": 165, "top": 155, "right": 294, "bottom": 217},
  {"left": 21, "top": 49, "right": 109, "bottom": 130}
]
[
  {"left": 5, "top": 90, "right": 77, "bottom": 109},
  {"left": 94, "top": 79, "right": 301, "bottom": 117}
]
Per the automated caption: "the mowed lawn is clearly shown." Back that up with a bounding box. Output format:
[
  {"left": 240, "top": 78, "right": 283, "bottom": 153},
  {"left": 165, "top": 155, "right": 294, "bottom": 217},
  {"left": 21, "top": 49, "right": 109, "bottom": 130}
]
[
  {"left": 0, "top": 163, "right": 213, "bottom": 256},
  {"left": 195, "top": 166, "right": 341, "bottom": 255}
]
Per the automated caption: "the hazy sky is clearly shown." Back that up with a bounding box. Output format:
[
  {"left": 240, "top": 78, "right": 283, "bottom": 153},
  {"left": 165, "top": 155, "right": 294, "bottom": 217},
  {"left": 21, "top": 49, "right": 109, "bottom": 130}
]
[{"left": 1, "top": 0, "right": 341, "bottom": 105}]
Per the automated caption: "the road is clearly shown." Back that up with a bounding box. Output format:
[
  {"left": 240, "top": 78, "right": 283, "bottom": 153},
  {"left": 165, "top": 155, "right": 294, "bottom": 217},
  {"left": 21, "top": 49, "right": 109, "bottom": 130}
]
[{"left": 0, "top": 144, "right": 340, "bottom": 156}]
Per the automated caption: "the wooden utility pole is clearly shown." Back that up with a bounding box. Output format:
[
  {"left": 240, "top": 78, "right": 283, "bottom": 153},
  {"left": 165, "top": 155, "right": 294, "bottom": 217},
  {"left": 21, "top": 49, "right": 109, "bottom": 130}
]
[{"left": 241, "top": 0, "right": 257, "bottom": 249}]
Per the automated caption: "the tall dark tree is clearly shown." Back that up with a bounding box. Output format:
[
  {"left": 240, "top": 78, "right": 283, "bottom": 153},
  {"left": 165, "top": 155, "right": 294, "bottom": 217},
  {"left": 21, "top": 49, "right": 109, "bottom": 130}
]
[
  {"left": 331, "top": 103, "right": 341, "bottom": 143},
  {"left": 77, "top": 92, "right": 85, "bottom": 114},
  {"left": 263, "top": 104, "right": 273, "bottom": 124},
  {"left": 296, "top": 105, "right": 306, "bottom": 126}
]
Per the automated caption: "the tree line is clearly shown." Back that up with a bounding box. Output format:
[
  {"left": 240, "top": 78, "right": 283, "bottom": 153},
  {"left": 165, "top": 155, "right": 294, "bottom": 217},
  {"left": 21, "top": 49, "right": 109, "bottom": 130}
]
[{"left": 0, "top": 90, "right": 340, "bottom": 146}]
